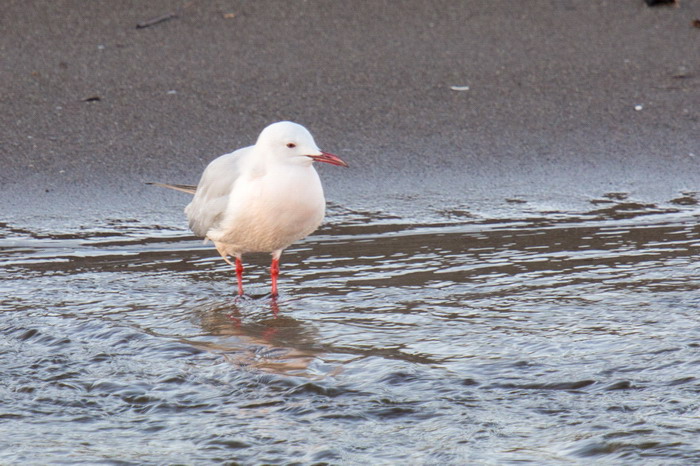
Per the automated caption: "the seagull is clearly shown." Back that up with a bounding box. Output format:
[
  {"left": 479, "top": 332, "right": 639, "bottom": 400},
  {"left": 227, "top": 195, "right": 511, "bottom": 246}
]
[{"left": 151, "top": 121, "right": 348, "bottom": 297}]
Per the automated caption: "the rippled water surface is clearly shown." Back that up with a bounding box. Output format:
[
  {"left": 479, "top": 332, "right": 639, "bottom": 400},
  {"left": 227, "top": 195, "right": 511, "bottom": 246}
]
[{"left": 2, "top": 192, "right": 700, "bottom": 464}]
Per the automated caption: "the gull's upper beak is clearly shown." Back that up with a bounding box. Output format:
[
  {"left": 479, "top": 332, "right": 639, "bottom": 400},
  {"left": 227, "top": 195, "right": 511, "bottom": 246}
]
[{"left": 307, "top": 151, "right": 349, "bottom": 167}]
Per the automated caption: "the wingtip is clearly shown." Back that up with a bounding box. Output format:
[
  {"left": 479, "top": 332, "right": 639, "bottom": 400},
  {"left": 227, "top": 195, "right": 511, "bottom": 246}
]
[{"left": 147, "top": 182, "right": 197, "bottom": 194}]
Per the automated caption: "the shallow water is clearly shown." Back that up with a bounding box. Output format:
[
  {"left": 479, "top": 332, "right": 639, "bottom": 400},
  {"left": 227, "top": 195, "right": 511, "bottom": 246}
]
[{"left": 2, "top": 192, "right": 700, "bottom": 464}]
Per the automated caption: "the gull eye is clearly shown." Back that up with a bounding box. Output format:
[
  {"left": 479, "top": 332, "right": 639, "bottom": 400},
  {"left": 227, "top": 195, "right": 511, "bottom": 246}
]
[{"left": 286, "top": 143, "right": 296, "bottom": 148}]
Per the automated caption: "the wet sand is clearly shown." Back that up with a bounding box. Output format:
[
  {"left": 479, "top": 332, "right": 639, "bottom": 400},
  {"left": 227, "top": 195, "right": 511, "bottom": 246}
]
[{"left": 2, "top": 0, "right": 699, "bottom": 217}]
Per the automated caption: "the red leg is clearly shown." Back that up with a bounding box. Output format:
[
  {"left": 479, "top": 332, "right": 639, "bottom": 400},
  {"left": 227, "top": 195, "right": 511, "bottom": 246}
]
[
  {"left": 270, "top": 258, "right": 280, "bottom": 297},
  {"left": 235, "top": 257, "right": 244, "bottom": 296}
]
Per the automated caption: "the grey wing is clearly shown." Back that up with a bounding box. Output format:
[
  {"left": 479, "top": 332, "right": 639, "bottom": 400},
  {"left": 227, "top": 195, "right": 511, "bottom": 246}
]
[{"left": 184, "top": 149, "right": 248, "bottom": 237}]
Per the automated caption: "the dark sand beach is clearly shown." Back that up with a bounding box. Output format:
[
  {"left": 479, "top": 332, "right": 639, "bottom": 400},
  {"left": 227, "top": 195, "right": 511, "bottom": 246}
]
[{"left": 2, "top": 0, "right": 698, "bottom": 211}]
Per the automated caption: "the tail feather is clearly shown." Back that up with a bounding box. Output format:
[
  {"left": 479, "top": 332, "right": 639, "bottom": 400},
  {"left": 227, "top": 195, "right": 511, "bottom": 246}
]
[{"left": 147, "top": 182, "right": 197, "bottom": 195}]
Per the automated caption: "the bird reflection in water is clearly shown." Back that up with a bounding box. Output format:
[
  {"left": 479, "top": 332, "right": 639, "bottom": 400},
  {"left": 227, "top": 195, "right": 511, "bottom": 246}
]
[{"left": 192, "top": 297, "right": 322, "bottom": 376}]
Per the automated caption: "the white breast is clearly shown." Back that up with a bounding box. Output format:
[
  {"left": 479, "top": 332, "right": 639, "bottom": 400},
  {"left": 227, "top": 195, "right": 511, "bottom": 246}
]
[{"left": 207, "top": 164, "right": 326, "bottom": 254}]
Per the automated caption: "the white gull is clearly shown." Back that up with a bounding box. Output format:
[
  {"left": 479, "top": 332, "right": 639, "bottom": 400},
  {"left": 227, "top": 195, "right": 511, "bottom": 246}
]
[{"left": 152, "top": 121, "right": 348, "bottom": 296}]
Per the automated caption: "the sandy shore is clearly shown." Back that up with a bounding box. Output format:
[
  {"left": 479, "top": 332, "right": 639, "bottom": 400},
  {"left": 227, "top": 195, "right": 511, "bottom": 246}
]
[{"left": 2, "top": 0, "right": 699, "bottom": 216}]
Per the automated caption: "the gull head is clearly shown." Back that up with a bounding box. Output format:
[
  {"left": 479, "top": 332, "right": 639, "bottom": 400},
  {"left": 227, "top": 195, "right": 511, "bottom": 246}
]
[{"left": 256, "top": 121, "right": 348, "bottom": 168}]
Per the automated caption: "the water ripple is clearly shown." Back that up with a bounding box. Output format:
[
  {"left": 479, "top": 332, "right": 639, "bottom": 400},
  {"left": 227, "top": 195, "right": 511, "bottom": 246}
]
[{"left": 2, "top": 199, "right": 700, "bottom": 463}]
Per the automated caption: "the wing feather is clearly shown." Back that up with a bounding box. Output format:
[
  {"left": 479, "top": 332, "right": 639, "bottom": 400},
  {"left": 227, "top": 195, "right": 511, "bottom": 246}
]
[
  {"left": 146, "top": 182, "right": 197, "bottom": 194},
  {"left": 185, "top": 147, "right": 250, "bottom": 237}
]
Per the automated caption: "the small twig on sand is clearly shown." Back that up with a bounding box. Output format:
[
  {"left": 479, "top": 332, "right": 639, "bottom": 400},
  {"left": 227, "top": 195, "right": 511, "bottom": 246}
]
[
  {"left": 136, "top": 1, "right": 194, "bottom": 29},
  {"left": 643, "top": 0, "right": 678, "bottom": 6},
  {"left": 136, "top": 12, "right": 178, "bottom": 29}
]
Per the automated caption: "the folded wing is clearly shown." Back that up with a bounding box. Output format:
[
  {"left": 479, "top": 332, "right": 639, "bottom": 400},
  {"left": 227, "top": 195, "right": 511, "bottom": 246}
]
[{"left": 185, "top": 149, "right": 247, "bottom": 237}]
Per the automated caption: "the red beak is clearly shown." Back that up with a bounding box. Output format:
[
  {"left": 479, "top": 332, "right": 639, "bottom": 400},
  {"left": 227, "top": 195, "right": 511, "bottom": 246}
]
[{"left": 308, "top": 151, "right": 349, "bottom": 167}]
